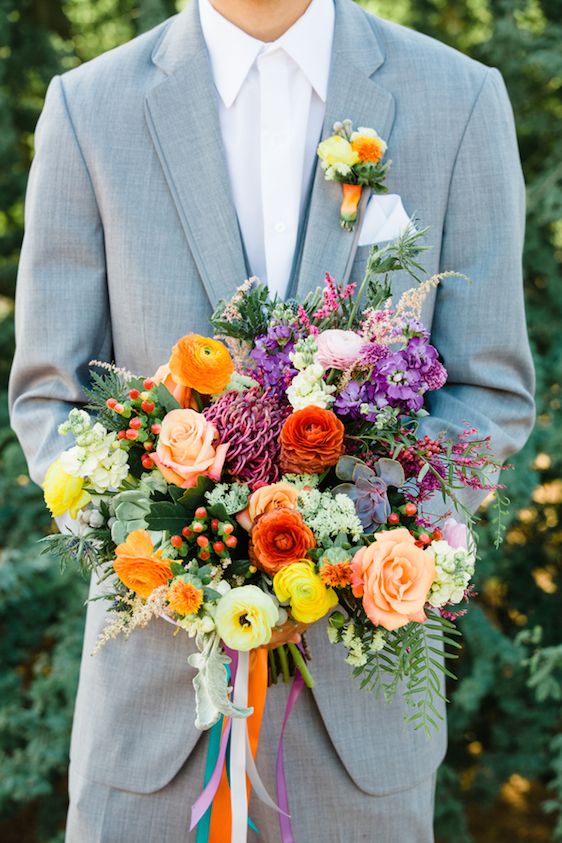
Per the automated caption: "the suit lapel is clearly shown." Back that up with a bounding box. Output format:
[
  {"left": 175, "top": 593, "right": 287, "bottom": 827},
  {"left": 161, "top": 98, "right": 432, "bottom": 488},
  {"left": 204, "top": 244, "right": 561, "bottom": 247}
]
[
  {"left": 294, "top": 0, "right": 396, "bottom": 298},
  {"left": 145, "top": 2, "right": 248, "bottom": 309}
]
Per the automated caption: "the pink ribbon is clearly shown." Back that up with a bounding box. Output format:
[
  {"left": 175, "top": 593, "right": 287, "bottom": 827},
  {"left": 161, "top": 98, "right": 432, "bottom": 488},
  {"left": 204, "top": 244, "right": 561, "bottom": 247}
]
[{"left": 276, "top": 672, "right": 305, "bottom": 843}]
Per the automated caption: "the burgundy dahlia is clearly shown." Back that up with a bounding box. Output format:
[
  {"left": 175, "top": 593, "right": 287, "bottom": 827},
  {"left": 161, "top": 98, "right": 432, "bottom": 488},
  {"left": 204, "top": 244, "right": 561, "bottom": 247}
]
[{"left": 204, "top": 387, "right": 291, "bottom": 490}]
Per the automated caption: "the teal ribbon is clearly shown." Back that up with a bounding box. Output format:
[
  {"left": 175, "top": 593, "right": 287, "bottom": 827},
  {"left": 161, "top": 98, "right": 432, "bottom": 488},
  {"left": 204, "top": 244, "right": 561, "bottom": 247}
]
[{"left": 196, "top": 715, "right": 224, "bottom": 843}]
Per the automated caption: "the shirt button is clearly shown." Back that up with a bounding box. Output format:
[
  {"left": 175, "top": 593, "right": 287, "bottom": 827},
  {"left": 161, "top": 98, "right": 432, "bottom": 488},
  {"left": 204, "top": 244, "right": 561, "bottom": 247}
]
[{"left": 274, "top": 221, "right": 286, "bottom": 233}]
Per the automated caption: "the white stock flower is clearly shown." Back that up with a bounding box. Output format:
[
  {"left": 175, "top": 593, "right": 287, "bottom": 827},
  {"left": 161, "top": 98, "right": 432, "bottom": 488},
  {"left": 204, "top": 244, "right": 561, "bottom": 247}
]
[{"left": 427, "top": 540, "right": 476, "bottom": 608}]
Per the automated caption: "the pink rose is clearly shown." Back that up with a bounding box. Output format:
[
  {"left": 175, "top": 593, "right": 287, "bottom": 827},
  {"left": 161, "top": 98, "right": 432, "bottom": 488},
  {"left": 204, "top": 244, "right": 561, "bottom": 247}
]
[
  {"left": 442, "top": 518, "right": 467, "bottom": 549},
  {"left": 351, "top": 528, "right": 436, "bottom": 631},
  {"left": 315, "top": 329, "right": 364, "bottom": 370},
  {"left": 150, "top": 409, "right": 228, "bottom": 489}
]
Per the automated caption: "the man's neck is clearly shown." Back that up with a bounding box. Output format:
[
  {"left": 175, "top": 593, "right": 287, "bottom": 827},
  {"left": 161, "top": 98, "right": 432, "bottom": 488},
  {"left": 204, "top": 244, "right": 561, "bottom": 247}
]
[{"left": 208, "top": 0, "right": 314, "bottom": 42}]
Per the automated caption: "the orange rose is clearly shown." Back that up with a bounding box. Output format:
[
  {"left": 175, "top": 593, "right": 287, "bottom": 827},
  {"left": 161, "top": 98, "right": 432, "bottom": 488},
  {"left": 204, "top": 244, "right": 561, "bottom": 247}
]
[
  {"left": 351, "top": 528, "right": 436, "bottom": 631},
  {"left": 237, "top": 482, "right": 299, "bottom": 531},
  {"left": 169, "top": 334, "right": 234, "bottom": 395},
  {"left": 250, "top": 508, "right": 315, "bottom": 576},
  {"left": 151, "top": 408, "right": 228, "bottom": 489},
  {"left": 152, "top": 363, "right": 194, "bottom": 409},
  {"left": 280, "top": 406, "right": 345, "bottom": 474},
  {"left": 113, "top": 530, "right": 173, "bottom": 599}
]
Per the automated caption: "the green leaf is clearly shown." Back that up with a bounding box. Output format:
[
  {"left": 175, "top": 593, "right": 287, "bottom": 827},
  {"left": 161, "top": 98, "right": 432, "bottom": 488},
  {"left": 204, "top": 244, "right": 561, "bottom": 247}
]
[
  {"left": 146, "top": 502, "right": 190, "bottom": 533},
  {"left": 170, "top": 562, "right": 186, "bottom": 577},
  {"left": 151, "top": 382, "right": 181, "bottom": 414},
  {"left": 177, "top": 476, "right": 215, "bottom": 512}
]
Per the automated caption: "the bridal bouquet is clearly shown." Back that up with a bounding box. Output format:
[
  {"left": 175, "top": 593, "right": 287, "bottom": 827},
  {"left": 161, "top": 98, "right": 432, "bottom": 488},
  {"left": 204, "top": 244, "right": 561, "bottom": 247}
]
[{"left": 41, "top": 227, "right": 504, "bottom": 838}]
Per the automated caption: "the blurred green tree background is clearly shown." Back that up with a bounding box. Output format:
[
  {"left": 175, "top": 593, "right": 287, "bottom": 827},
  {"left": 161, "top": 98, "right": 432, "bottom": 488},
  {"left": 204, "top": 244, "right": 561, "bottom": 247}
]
[{"left": 0, "top": 0, "right": 560, "bottom": 841}]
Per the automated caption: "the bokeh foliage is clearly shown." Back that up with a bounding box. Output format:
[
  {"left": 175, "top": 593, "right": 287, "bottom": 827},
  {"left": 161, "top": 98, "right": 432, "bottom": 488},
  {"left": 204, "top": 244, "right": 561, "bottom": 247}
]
[{"left": 0, "top": 1, "right": 560, "bottom": 841}]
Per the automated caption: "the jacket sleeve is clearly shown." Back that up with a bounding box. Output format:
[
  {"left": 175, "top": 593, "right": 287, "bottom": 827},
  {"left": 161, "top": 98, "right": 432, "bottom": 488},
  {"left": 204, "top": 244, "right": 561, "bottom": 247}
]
[
  {"left": 418, "top": 68, "right": 535, "bottom": 521},
  {"left": 8, "top": 74, "right": 112, "bottom": 489}
]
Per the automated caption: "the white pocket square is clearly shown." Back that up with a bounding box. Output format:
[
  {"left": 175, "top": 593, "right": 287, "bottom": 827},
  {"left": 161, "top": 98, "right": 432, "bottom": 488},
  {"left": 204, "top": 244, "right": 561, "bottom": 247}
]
[{"left": 358, "top": 194, "right": 413, "bottom": 247}]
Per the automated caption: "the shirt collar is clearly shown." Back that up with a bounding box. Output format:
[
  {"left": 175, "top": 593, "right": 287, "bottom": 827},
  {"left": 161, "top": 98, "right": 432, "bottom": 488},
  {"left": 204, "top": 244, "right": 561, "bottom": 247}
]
[{"left": 198, "top": 0, "right": 335, "bottom": 108}]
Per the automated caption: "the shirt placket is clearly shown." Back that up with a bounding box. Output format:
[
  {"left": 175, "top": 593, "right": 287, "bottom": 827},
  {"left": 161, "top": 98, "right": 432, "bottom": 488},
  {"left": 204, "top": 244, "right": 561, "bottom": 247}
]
[{"left": 257, "top": 48, "right": 301, "bottom": 300}]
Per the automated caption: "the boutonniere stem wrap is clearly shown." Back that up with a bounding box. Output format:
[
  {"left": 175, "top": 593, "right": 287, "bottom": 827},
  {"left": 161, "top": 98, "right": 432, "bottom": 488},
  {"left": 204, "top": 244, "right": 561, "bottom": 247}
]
[{"left": 317, "top": 119, "right": 390, "bottom": 230}]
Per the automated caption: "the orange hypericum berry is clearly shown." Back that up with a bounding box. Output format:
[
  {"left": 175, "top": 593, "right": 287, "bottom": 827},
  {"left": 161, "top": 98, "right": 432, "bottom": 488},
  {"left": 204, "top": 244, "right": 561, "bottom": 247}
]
[
  {"left": 199, "top": 551, "right": 210, "bottom": 561},
  {"left": 213, "top": 541, "right": 225, "bottom": 554},
  {"left": 388, "top": 513, "right": 400, "bottom": 525},
  {"left": 168, "top": 334, "right": 234, "bottom": 395},
  {"left": 129, "top": 389, "right": 140, "bottom": 400},
  {"left": 223, "top": 523, "right": 234, "bottom": 535},
  {"left": 182, "top": 526, "right": 193, "bottom": 538},
  {"left": 129, "top": 417, "right": 142, "bottom": 429},
  {"left": 404, "top": 503, "right": 417, "bottom": 517},
  {"left": 225, "top": 535, "right": 238, "bottom": 549},
  {"left": 170, "top": 535, "right": 183, "bottom": 549},
  {"left": 195, "top": 507, "right": 207, "bottom": 520},
  {"left": 211, "top": 518, "right": 220, "bottom": 531},
  {"left": 141, "top": 401, "right": 155, "bottom": 414},
  {"left": 143, "top": 379, "right": 154, "bottom": 390},
  {"left": 151, "top": 423, "right": 161, "bottom": 435},
  {"left": 141, "top": 454, "right": 154, "bottom": 469},
  {"left": 106, "top": 398, "right": 118, "bottom": 409},
  {"left": 125, "top": 429, "right": 138, "bottom": 440},
  {"left": 196, "top": 535, "right": 209, "bottom": 548},
  {"left": 192, "top": 522, "right": 205, "bottom": 533},
  {"left": 117, "top": 430, "right": 127, "bottom": 440},
  {"left": 143, "top": 441, "right": 154, "bottom": 451}
]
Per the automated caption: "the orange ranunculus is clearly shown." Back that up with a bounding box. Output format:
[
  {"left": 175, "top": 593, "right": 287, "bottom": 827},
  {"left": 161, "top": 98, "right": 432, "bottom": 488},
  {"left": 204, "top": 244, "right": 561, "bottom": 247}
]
[
  {"left": 250, "top": 508, "right": 315, "bottom": 576},
  {"left": 152, "top": 363, "right": 194, "bottom": 409},
  {"left": 167, "top": 579, "right": 204, "bottom": 616},
  {"left": 350, "top": 528, "right": 436, "bottom": 631},
  {"left": 237, "top": 481, "right": 299, "bottom": 531},
  {"left": 113, "top": 530, "right": 173, "bottom": 599},
  {"left": 168, "top": 334, "right": 234, "bottom": 395},
  {"left": 280, "top": 406, "right": 345, "bottom": 474},
  {"left": 151, "top": 408, "right": 228, "bottom": 489}
]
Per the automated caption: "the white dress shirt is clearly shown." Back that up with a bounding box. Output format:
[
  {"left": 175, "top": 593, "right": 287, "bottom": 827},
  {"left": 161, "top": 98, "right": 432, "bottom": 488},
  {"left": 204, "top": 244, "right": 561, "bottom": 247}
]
[{"left": 198, "top": 0, "right": 335, "bottom": 299}]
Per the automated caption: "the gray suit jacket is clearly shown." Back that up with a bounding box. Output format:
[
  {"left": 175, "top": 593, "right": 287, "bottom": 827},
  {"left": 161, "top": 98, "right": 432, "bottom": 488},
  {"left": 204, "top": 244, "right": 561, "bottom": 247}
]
[{"left": 9, "top": 0, "right": 534, "bottom": 797}]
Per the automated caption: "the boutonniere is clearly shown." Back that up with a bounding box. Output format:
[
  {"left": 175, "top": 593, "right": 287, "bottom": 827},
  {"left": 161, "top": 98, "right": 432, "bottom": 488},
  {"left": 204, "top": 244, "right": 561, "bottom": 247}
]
[{"left": 317, "top": 119, "right": 391, "bottom": 230}]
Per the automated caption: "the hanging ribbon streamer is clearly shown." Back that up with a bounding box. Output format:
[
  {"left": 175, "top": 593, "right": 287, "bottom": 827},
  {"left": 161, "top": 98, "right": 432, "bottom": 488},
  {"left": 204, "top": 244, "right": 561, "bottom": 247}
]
[
  {"left": 276, "top": 672, "right": 305, "bottom": 843},
  {"left": 191, "top": 645, "right": 304, "bottom": 843}
]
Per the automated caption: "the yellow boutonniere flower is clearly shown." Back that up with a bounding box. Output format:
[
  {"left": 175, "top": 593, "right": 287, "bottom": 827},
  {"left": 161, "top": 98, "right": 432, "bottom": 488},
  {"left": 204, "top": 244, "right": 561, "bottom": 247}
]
[
  {"left": 215, "top": 585, "right": 279, "bottom": 651},
  {"left": 274, "top": 561, "right": 338, "bottom": 624},
  {"left": 317, "top": 135, "right": 360, "bottom": 168},
  {"left": 43, "top": 458, "right": 91, "bottom": 519}
]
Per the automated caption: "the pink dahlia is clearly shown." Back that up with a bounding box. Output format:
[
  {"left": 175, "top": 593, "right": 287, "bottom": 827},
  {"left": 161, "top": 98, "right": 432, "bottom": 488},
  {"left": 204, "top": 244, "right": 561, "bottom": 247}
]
[{"left": 204, "top": 387, "right": 291, "bottom": 490}]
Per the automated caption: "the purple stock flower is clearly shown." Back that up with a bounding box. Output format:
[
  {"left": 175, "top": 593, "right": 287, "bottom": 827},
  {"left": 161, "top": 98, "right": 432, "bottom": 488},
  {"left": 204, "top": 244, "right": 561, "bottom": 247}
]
[
  {"left": 370, "top": 350, "right": 425, "bottom": 411},
  {"left": 250, "top": 324, "right": 298, "bottom": 391},
  {"left": 334, "top": 380, "right": 366, "bottom": 420}
]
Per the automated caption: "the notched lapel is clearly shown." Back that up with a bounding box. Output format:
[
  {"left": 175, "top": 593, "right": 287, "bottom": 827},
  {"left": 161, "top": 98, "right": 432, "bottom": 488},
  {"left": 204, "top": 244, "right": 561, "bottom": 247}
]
[
  {"left": 145, "top": 4, "right": 248, "bottom": 310},
  {"left": 295, "top": 0, "right": 396, "bottom": 298}
]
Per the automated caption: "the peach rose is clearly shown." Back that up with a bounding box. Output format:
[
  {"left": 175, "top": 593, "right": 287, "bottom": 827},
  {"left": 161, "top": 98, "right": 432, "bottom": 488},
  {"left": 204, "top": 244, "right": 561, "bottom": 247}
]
[
  {"left": 351, "top": 527, "right": 436, "bottom": 631},
  {"left": 152, "top": 363, "right": 194, "bottom": 409},
  {"left": 237, "top": 482, "right": 299, "bottom": 531},
  {"left": 150, "top": 408, "right": 228, "bottom": 489}
]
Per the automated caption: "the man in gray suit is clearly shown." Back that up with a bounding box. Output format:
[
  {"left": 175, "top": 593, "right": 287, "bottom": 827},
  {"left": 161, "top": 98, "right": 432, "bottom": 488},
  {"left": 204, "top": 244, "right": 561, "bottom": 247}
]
[{"left": 9, "top": 0, "right": 534, "bottom": 840}]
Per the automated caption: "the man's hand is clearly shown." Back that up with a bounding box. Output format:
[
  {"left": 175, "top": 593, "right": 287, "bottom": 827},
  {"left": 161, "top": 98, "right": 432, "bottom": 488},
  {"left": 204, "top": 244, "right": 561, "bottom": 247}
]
[{"left": 262, "top": 619, "right": 308, "bottom": 651}]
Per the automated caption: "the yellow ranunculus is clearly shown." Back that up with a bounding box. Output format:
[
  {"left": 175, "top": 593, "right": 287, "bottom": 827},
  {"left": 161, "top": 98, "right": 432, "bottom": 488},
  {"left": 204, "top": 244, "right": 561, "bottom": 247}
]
[
  {"left": 317, "top": 135, "right": 359, "bottom": 168},
  {"left": 43, "top": 458, "right": 91, "bottom": 519},
  {"left": 214, "top": 585, "right": 279, "bottom": 651},
  {"left": 274, "top": 561, "right": 338, "bottom": 624}
]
